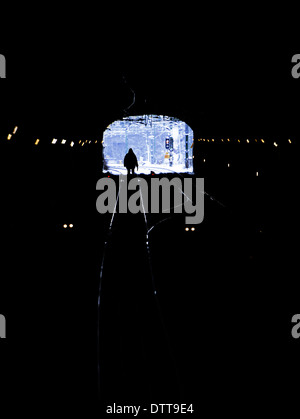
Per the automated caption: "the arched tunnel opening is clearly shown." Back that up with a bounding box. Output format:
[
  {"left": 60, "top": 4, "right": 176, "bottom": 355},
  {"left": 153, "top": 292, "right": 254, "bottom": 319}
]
[{"left": 102, "top": 114, "right": 194, "bottom": 175}]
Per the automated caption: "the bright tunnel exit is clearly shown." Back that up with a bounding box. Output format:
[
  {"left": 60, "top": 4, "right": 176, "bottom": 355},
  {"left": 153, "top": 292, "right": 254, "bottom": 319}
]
[{"left": 102, "top": 115, "right": 194, "bottom": 174}]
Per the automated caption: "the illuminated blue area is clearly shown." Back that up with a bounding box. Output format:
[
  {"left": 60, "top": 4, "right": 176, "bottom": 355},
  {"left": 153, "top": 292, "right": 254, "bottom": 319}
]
[{"left": 102, "top": 115, "right": 194, "bottom": 174}]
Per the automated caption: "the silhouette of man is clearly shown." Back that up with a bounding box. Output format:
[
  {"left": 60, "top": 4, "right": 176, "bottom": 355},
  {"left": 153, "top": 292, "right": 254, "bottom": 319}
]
[{"left": 124, "top": 148, "right": 138, "bottom": 175}]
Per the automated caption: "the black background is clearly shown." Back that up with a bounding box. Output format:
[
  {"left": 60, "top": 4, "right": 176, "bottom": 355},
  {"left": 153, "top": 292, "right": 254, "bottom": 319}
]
[{"left": 0, "top": 8, "right": 299, "bottom": 416}]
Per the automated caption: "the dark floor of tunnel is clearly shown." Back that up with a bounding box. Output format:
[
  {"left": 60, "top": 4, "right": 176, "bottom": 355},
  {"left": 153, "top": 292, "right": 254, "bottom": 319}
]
[
  {"left": 96, "top": 182, "right": 297, "bottom": 410},
  {"left": 99, "top": 211, "right": 182, "bottom": 402},
  {"left": 1, "top": 160, "right": 298, "bottom": 413}
]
